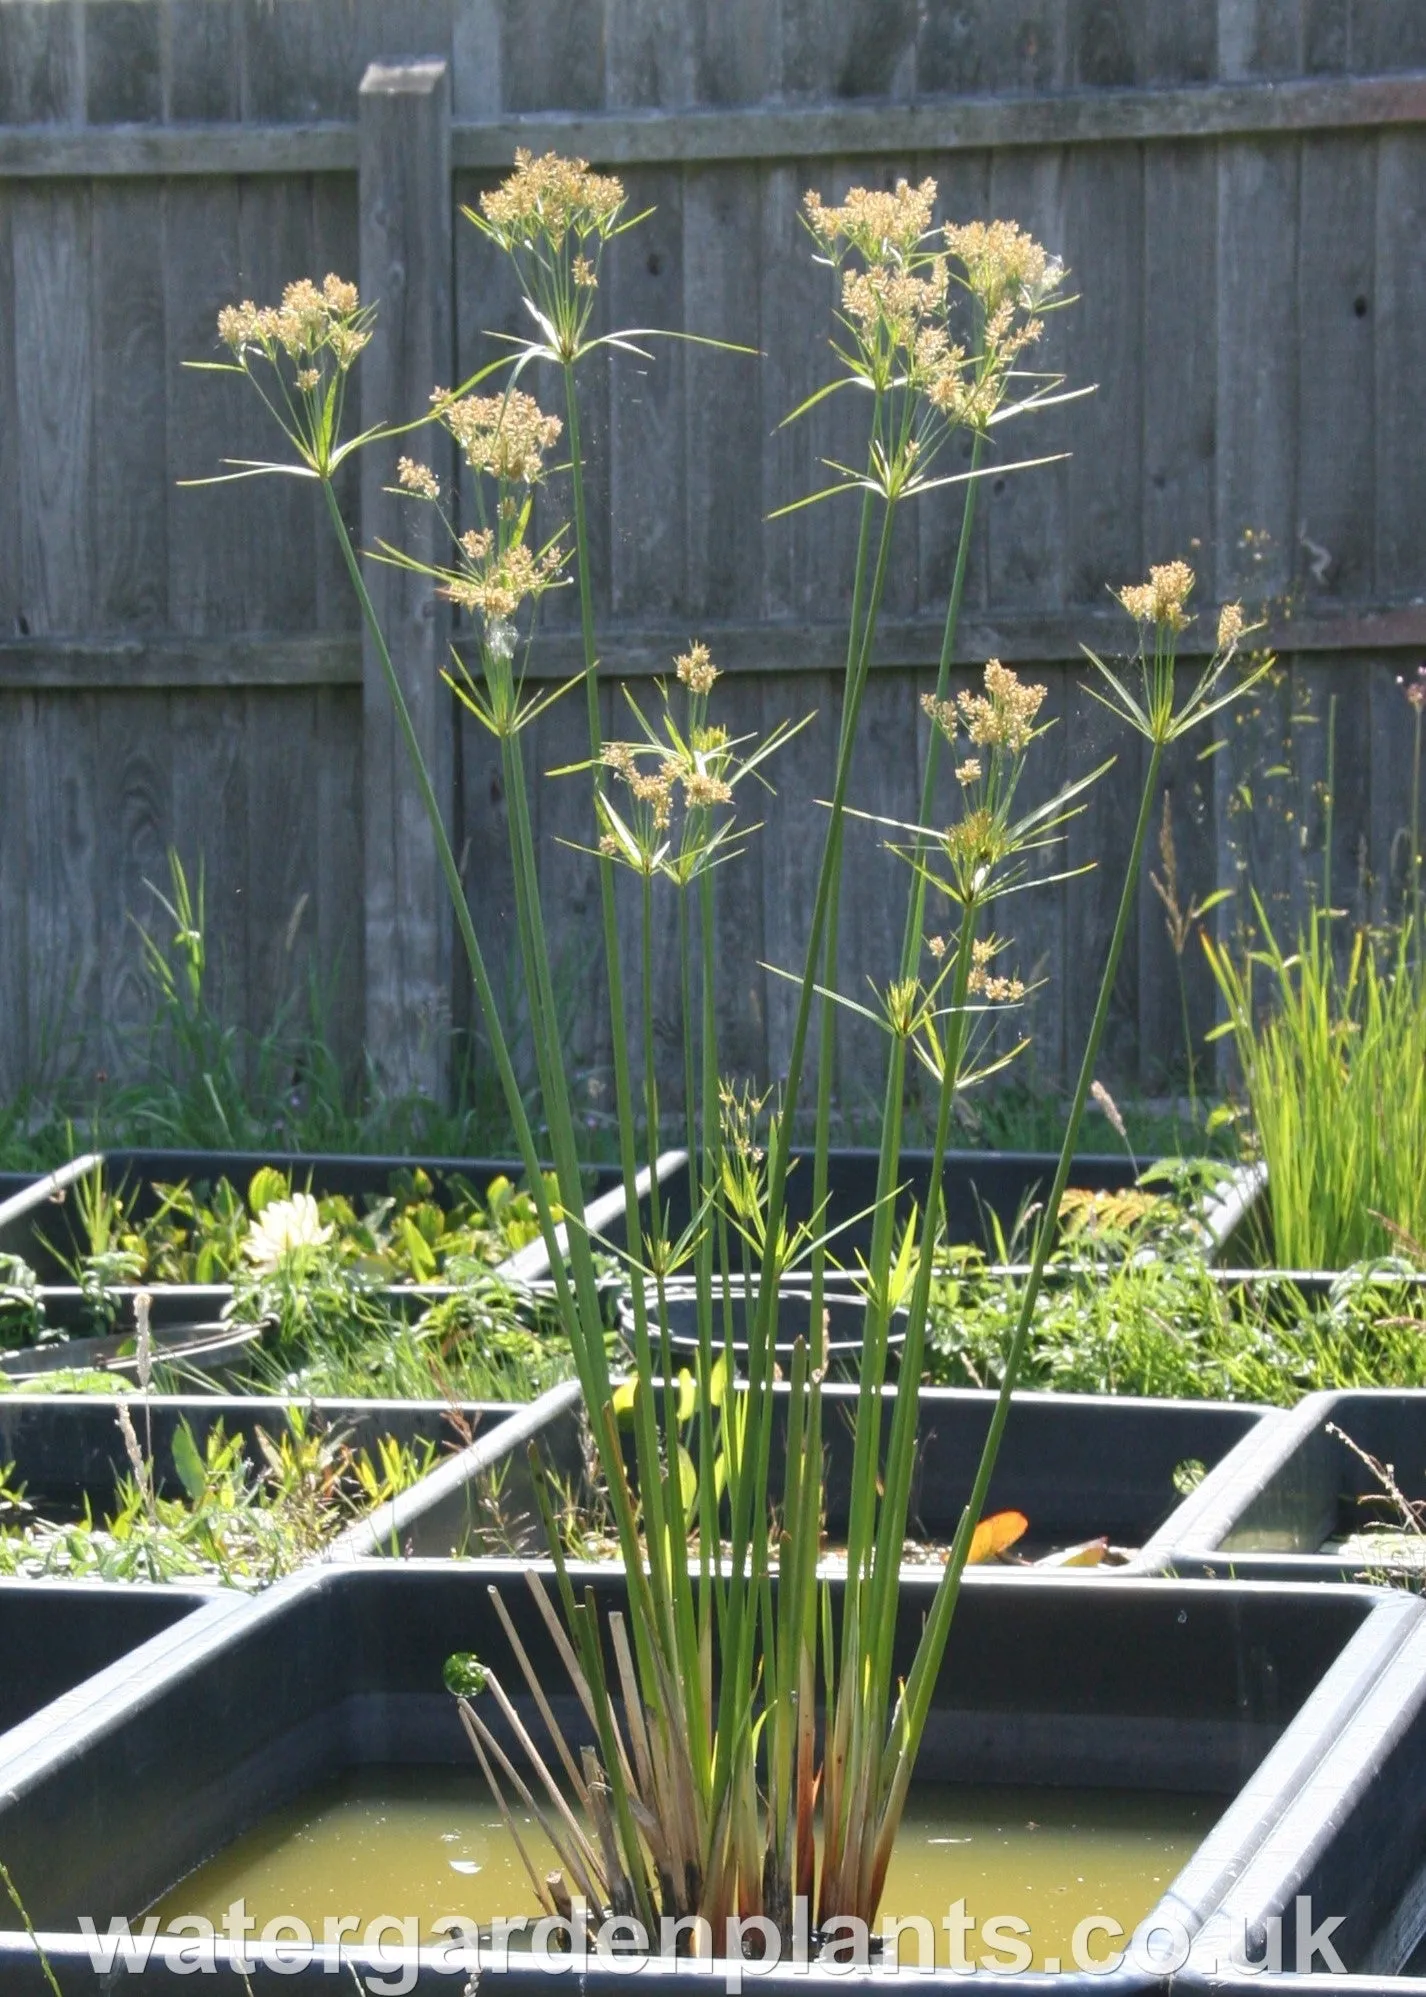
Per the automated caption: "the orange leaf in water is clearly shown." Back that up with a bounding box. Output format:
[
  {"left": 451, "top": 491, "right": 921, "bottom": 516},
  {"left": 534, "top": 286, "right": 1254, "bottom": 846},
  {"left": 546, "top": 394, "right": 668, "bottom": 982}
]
[{"left": 967, "top": 1510, "right": 1029, "bottom": 1563}]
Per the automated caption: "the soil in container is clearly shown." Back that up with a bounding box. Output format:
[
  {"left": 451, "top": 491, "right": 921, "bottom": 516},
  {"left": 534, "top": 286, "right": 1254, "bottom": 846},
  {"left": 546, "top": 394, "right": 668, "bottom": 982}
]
[{"left": 148, "top": 1766, "right": 1221, "bottom": 1970}]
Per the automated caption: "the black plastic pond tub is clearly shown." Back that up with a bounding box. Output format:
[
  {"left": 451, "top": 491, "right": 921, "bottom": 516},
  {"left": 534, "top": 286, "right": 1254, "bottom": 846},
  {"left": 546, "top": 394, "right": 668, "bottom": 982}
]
[
  {"left": 0, "top": 1146, "right": 678, "bottom": 1286},
  {"left": 0, "top": 1383, "right": 588, "bottom": 1577},
  {"left": 0, "top": 1576, "right": 238, "bottom": 1744},
  {"left": 1141, "top": 1389, "right": 1426, "bottom": 1584},
  {"left": 0, "top": 1561, "right": 1412, "bottom": 1980},
  {"left": 0, "top": 1392, "right": 515, "bottom": 1517},
  {"left": 795, "top": 1382, "right": 1278, "bottom": 1566},
  {"left": 506, "top": 1372, "right": 1278, "bottom": 1570},
  {"left": 654, "top": 1148, "right": 1255, "bottom": 1266},
  {"left": 0, "top": 1148, "right": 683, "bottom": 1382},
  {"left": 331, "top": 1378, "right": 585, "bottom": 1560},
  {"left": 1176, "top": 1609, "right": 1426, "bottom": 1977}
]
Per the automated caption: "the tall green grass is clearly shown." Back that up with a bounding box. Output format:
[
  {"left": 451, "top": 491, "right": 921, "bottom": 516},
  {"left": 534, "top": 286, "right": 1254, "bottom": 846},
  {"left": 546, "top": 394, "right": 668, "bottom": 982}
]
[{"left": 1206, "top": 902, "right": 1426, "bottom": 1270}]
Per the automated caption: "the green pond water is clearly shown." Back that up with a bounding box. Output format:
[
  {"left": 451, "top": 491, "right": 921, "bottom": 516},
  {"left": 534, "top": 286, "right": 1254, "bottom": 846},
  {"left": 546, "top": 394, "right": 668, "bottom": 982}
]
[{"left": 151, "top": 1767, "right": 1221, "bottom": 1971}]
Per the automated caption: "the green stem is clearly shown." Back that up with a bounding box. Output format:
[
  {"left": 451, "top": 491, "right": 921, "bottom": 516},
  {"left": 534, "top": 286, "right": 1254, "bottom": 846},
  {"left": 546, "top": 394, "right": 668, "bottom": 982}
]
[
  {"left": 1176, "top": 950, "right": 1197, "bottom": 1132},
  {"left": 561, "top": 362, "right": 654, "bottom": 1366},
  {"left": 1410, "top": 700, "right": 1422, "bottom": 962},
  {"left": 558, "top": 363, "right": 682, "bottom": 1649},
  {"left": 900, "top": 433, "right": 983, "bottom": 982},
  {"left": 801, "top": 496, "right": 899, "bottom": 1333},
  {"left": 322, "top": 479, "right": 667, "bottom": 1647},
  {"left": 873, "top": 733, "right": 1168, "bottom": 1916}
]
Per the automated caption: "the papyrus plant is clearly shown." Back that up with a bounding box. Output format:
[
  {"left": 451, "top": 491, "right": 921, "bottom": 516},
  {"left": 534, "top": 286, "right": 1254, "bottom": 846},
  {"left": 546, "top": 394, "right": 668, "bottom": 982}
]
[{"left": 196, "top": 157, "right": 1260, "bottom": 1953}]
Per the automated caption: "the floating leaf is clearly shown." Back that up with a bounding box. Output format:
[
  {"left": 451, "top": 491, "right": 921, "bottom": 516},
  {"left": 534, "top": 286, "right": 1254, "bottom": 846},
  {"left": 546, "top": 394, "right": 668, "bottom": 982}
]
[
  {"left": 1035, "top": 1537, "right": 1108, "bottom": 1568},
  {"left": 967, "top": 1510, "right": 1028, "bottom": 1563}
]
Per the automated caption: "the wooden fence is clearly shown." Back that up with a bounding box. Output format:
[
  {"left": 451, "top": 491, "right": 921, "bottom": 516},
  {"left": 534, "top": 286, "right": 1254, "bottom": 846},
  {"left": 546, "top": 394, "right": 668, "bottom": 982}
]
[{"left": 3, "top": 0, "right": 1426, "bottom": 1118}]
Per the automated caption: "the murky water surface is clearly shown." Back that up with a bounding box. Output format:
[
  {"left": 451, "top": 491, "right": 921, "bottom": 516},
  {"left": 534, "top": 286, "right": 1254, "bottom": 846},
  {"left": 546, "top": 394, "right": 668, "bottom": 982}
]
[{"left": 153, "top": 1766, "right": 1221, "bottom": 1971}]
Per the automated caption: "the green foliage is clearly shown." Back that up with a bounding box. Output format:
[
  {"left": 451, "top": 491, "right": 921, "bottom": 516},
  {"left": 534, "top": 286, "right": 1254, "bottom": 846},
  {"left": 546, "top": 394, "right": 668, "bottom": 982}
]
[
  {"left": 0, "top": 1408, "right": 436, "bottom": 1588},
  {"left": 3, "top": 1158, "right": 577, "bottom": 1402},
  {"left": 200, "top": 156, "right": 1271, "bottom": 1954},
  {"left": 927, "top": 1244, "right": 1426, "bottom": 1405},
  {"left": 1206, "top": 902, "right": 1426, "bottom": 1269}
]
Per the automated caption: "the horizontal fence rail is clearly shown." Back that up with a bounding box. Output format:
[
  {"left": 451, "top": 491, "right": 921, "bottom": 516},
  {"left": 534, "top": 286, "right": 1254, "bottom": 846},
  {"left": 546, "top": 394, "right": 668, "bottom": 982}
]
[
  {"left": 5, "top": 71, "right": 1426, "bottom": 176},
  {"left": 4, "top": 601, "right": 1426, "bottom": 690}
]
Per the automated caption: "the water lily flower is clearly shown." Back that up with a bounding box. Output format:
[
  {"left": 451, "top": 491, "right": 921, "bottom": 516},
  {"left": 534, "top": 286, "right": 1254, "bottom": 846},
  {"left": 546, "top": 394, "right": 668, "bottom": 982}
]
[{"left": 242, "top": 1193, "right": 333, "bottom": 1272}]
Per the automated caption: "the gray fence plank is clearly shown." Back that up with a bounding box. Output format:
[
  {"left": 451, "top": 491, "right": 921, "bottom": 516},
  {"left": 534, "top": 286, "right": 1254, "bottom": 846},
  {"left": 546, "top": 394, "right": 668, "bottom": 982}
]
[
  {"left": 1215, "top": 133, "right": 1300, "bottom": 606},
  {"left": 1143, "top": 139, "right": 1218, "bottom": 590},
  {"left": 245, "top": 685, "right": 320, "bottom": 1054},
  {"left": 26, "top": 693, "right": 102, "bottom": 1076},
  {"left": 163, "top": 0, "right": 240, "bottom": 123},
  {"left": 314, "top": 682, "right": 365, "bottom": 1072},
  {"left": 606, "top": 164, "right": 686, "bottom": 620},
  {"left": 12, "top": 184, "right": 93, "bottom": 634},
  {"left": 1303, "top": 0, "right": 1350, "bottom": 76},
  {"left": 499, "top": 0, "right": 606, "bottom": 113},
  {"left": 0, "top": 3, "right": 80, "bottom": 125},
  {"left": 985, "top": 145, "right": 1069, "bottom": 613},
  {"left": 683, "top": 166, "right": 763, "bottom": 624},
  {"left": 1218, "top": 0, "right": 1303, "bottom": 80},
  {"left": 916, "top": 0, "right": 1067, "bottom": 96},
  {"left": 235, "top": 176, "right": 318, "bottom": 632},
  {"left": 170, "top": 687, "right": 251, "bottom": 1054},
  {"left": 0, "top": 692, "right": 31, "bottom": 1095},
  {"left": 1062, "top": 139, "right": 1143, "bottom": 602},
  {"left": 92, "top": 182, "right": 168, "bottom": 632},
  {"left": 1065, "top": 664, "right": 1145, "bottom": 1088},
  {"left": 0, "top": 191, "right": 19, "bottom": 640},
  {"left": 1374, "top": 128, "right": 1426, "bottom": 600},
  {"left": 83, "top": 2, "right": 163, "bottom": 124},
  {"left": 97, "top": 688, "right": 173, "bottom": 1070},
  {"left": 164, "top": 178, "right": 247, "bottom": 633},
  {"left": 358, "top": 58, "right": 455, "bottom": 1101},
  {"left": 688, "top": 0, "right": 774, "bottom": 107},
  {"left": 1296, "top": 131, "right": 1376, "bottom": 606},
  {"left": 1145, "top": 1, "right": 1217, "bottom": 84},
  {"left": 1349, "top": 1, "right": 1426, "bottom": 73}
]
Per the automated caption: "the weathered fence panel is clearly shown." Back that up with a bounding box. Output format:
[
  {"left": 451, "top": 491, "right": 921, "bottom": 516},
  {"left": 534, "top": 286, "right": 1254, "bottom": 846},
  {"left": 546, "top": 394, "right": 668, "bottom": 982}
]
[{"left": 1, "top": 0, "right": 1425, "bottom": 1118}]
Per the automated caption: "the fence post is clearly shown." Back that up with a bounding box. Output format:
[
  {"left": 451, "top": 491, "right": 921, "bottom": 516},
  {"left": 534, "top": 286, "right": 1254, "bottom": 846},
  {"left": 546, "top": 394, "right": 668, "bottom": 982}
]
[{"left": 358, "top": 57, "right": 454, "bottom": 1105}]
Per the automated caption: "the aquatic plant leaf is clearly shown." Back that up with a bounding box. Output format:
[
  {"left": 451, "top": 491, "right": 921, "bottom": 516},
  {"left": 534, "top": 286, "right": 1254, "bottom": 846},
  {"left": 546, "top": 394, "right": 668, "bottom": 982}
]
[
  {"left": 247, "top": 1167, "right": 289, "bottom": 1217},
  {"left": 966, "top": 1510, "right": 1028, "bottom": 1563},
  {"left": 170, "top": 1422, "right": 207, "bottom": 1505},
  {"left": 676, "top": 1444, "right": 698, "bottom": 1518},
  {"left": 1035, "top": 1536, "right": 1107, "bottom": 1568}
]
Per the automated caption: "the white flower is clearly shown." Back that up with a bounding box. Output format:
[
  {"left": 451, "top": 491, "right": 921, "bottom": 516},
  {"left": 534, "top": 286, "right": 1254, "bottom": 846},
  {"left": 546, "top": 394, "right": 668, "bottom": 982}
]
[{"left": 243, "top": 1192, "right": 333, "bottom": 1272}]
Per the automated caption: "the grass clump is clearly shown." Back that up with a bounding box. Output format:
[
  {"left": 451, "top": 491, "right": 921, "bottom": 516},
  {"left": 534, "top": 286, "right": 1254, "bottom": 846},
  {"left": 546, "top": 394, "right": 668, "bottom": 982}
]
[{"left": 1206, "top": 903, "right": 1426, "bottom": 1271}]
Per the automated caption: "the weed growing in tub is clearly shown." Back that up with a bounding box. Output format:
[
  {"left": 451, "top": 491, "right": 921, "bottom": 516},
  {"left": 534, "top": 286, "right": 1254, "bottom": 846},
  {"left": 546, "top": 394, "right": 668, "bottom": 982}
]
[{"left": 194, "top": 155, "right": 1268, "bottom": 1955}]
